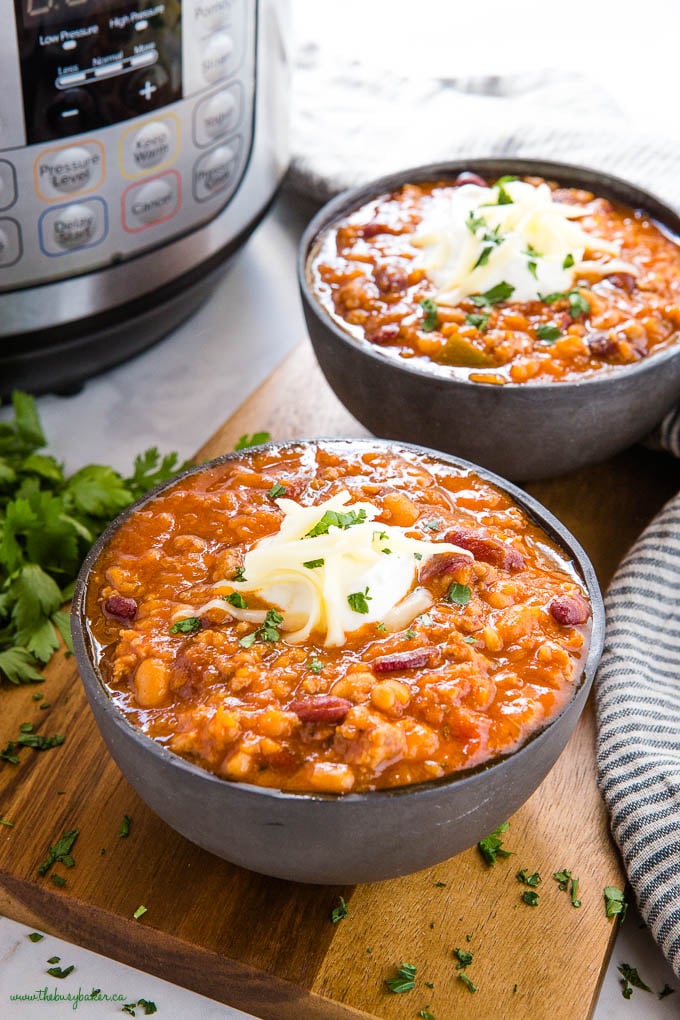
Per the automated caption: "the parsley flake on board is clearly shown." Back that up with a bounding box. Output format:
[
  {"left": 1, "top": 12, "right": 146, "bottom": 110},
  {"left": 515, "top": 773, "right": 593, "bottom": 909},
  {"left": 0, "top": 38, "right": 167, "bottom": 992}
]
[
  {"left": 521, "top": 890, "right": 539, "bottom": 907},
  {"left": 477, "top": 822, "right": 512, "bottom": 866},
  {"left": 330, "top": 896, "right": 348, "bottom": 923},
  {"left": 122, "top": 1000, "right": 158, "bottom": 1017},
  {"left": 239, "top": 609, "right": 284, "bottom": 648},
  {"left": 348, "top": 588, "right": 372, "bottom": 614},
  {"left": 234, "top": 432, "right": 271, "bottom": 450},
  {"left": 38, "top": 827, "right": 79, "bottom": 877},
  {"left": 553, "top": 868, "right": 581, "bottom": 907},
  {"left": 385, "top": 962, "right": 417, "bottom": 994},
  {"left": 458, "top": 972, "right": 477, "bottom": 993},
  {"left": 305, "top": 508, "right": 367, "bottom": 538},
  {"left": 169, "top": 616, "right": 201, "bottom": 635},
  {"left": 420, "top": 298, "right": 439, "bottom": 332},
  {"left": 453, "top": 948, "right": 473, "bottom": 969},
  {"left": 445, "top": 583, "right": 471, "bottom": 607},
  {"left": 27, "top": 932, "right": 44, "bottom": 942},
  {"left": 132, "top": 904, "right": 147, "bottom": 920},
  {"left": 1, "top": 723, "right": 64, "bottom": 764},
  {"left": 618, "top": 963, "right": 652, "bottom": 999},
  {"left": 51, "top": 874, "right": 66, "bottom": 887},
  {"left": 517, "top": 869, "right": 542, "bottom": 887},
  {"left": 118, "top": 814, "right": 132, "bottom": 839},
  {"left": 268, "top": 482, "right": 287, "bottom": 499},
  {"left": 470, "top": 281, "right": 515, "bottom": 307},
  {"left": 47, "top": 963, "right": 74, "bottom": 979},
  {"left": 418, "top": 1009, "right": 436, "bottom": 1020},
  {"left": 225, "top": 592, "right": 248, "bottom": 609},
  {"left": 0, "top": 393, "right": 190, "bottom": 687},
  {"left": 604, "top": 885, "right": 628, "bottom": 922},
  {"left": 536, "top": 325, "right": 562, "bottom": 343}
]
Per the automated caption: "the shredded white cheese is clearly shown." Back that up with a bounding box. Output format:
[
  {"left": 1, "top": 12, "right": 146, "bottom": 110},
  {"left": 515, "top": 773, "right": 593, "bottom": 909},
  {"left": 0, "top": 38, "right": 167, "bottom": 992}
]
[
  {"left": 212, "top": 491, "right": 471, "bottom": 647},
  {"left": 410, "top": 178, "right": 636, "bottom": 306}
]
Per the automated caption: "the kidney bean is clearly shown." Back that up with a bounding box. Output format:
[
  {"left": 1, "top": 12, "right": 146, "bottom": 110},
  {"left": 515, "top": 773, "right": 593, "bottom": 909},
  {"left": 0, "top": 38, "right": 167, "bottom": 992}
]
[
  {"left": 366, "top": 323, "right": 401, "bottom": 345},
  {"left": 455, "top": 171, "right": 487, "bottom": 187},
  {"left": 359, "top": 221, "right": 386, "bottom": 239},
  {"left": 445, "top": 527, "right": 525, "bottom": 571},
  {"left": 419, "top": 552, "right": 471, "bottom": 584},
  {"left": 607, "top": 272, "right": 637, "bottom": 294},
  {"left": 290, "top": 696, "right": 352, "bottom": 724},
  {"left": 103, "top": 594, "right": 138, "bottom": 621},
  {"left": 374, "top": 265, "right": 408, "bottom": 294},
  {"left": 373, "top": 649, "right": 432, "bottom": 673},
  {"left": 587, "top": 331, "right": 619, "bottom": 357},
  {"left": 548, "top": 594, "right": 591, "bottom": 626}
]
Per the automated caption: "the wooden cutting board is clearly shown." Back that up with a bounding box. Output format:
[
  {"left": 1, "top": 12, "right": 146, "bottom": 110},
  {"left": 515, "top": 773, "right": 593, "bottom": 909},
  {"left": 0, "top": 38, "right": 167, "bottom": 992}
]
[{"left": 2, "top": 341, "right": 680, "bottom": 1019}]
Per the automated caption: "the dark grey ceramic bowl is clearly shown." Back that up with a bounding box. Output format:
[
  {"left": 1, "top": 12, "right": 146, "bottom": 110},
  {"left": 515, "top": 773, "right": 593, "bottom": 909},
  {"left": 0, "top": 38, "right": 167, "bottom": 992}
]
[
  {"left": 72, "top": 438, "right": 604, "bottom": 885},
  {"left": 299, "top": 158, "right": 680, "bottom": 481}
]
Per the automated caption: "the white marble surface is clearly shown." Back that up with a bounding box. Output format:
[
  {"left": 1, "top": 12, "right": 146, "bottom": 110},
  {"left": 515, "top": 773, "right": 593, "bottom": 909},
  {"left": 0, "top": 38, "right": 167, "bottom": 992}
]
[{"left": 3, "top": 0, "right": 680, "bottom": 1015}]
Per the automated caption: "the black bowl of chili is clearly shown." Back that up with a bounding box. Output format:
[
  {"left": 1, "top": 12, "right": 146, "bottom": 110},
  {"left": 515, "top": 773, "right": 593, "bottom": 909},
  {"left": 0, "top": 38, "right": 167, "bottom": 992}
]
[
  {"left": 72, "top": 438, "right": 604, "bottom": 884},
  {"left": 299, "top": 159, "right": 680, "bottom": 480}
]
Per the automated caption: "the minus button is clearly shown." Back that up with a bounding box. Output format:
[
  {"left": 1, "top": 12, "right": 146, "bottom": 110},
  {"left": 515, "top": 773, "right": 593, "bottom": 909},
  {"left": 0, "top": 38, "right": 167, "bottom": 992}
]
[{"left": 57, "top": 71, "right": 87, "bottom": 87}]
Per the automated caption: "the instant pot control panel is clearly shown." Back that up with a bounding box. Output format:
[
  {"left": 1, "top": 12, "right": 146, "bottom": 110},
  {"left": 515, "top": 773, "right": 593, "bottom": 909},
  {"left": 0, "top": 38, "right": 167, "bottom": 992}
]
[{"left": 0, "top": 0, "right": 256, "bottom": 290}]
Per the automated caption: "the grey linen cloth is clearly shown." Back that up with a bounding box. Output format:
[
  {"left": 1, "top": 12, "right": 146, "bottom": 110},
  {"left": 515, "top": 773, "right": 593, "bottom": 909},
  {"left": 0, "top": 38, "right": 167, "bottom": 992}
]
[{"left": 290, "top": 50, "right": 680, "bottom": 975}]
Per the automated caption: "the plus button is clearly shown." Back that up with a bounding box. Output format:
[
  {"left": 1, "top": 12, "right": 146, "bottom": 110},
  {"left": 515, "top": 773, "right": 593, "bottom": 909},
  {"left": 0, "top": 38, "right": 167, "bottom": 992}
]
[{"left": 138, "top": 80, "right": 157, "bottom": 102}]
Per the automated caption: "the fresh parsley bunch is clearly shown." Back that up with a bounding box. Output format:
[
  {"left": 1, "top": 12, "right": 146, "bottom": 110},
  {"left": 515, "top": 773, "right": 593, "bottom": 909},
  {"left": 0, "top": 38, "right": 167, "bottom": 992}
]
[{"left": 0, "top": 392, "right": 190, "bottom": 685}]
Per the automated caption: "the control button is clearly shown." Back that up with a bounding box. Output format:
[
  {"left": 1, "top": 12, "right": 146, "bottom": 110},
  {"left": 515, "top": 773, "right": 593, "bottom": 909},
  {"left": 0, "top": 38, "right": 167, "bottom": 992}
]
[
  {"left": 193, "top": 139, "right": 241, "bottom": 202},
  {"left": 94, "top": 62, "right": 124, "bottom": 79},
  {"left": 129, "top": 50, "right": 157, "bottom": 69},
  {"left": 0, "top": 162, "right": 17, "bottom": 211},
  {"left": 38, "top": 198, "right": 107, "bottom": 256},
  {"left": 191, "top": 0, "right": 230, "bottom": 31},
  {"left": 125, "top": 65, "right": 171, "bottom": 112},
  {"left": 46, "top": 89, "right": 96, "bottom": 138},
  {"left": 123, "top": 171, "right": 181, "bottom": 232},
  {"left": 35, "top": 142, "right": 105, "bottom": 200},
  {"left": 120, "top": 115, "right": 179, "bottom": 178},
  {"left": 202, "top": 32, "right": 234, "bottom": 84},
  {"left": 194, "top": 84, "right": 242, "bottom": 148},
  {"left": 0, "top": 219, "right": 22, "bottom": 267}
]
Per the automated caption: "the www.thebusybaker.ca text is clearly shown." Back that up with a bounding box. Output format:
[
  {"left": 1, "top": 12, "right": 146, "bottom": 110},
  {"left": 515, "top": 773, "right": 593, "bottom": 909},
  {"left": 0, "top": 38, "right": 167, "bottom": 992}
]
[{"left": 9, "top": 985, "right": 127, "bottom": 1010}]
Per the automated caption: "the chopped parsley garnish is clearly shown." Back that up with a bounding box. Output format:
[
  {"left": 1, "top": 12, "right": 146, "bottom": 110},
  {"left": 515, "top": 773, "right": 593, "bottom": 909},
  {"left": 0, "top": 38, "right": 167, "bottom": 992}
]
[
  {"left": 1, "top": 723, "right": 65, "bottom": 764},
  {"left": 51, "top": 874, "right": 66, "bottom": 887},
  {"left": 303, "top": 559, "right": 325, "bottom": 569},
  {"left": 169, "top": 616, "right": 201, "bottom": 635},
  {"left": 659, "top": 984, "right": 675, "bottom": 999},
  {"left": 308, "top": 658, "right": 323, "bottom": 674},
  {"left": 604, "top": 885, "right": 628, "bottom": 922},
  {"left": 553, "top": 869, "right": 581, "bottom": 907},
  {"left": 494, "top": 182, "right": 514, "bottom": 206},
  {"left": 305, "top": 508, "right": 367, "bottom": 537},
  {"left": 122, "top": 999, "right": 158, "bottom": 1016},
  {"left": 527, "top": 260, "right": 538, "bottom": 279},
  {"left": 234, "top": 431, "right": 271, "bottom": 450},
  {"left": 418, "top": 1009, "right": 436, "bottom": 1020},
  {"left": 33, "top": 692, "right": 43, "bottom": 701},
  {"left": 445, "top": 583, "right": 471, "bottom": 607},
  {"left": 478, "top": 822, "right": 512, "bottom": 866},
  {"left": 434, "top": 880, "right": 446, "bottom": 887},
  {"left": 348, "top": 588, "right": 372, "bottom": 614},
  {"left": 376, "top": 622, "right": 387, "bottom": 632},
  {"left": 118, "top": 814, "right": 132, "bottom": 839},
  {"left": 27, "top": 932, "right": 44, "bottom": 942},
  {"left": 539, "top": 289, "right": 590, "bottom": 318},
  {"left": 470, "top": 281, "right": 515, "bottom": 307},
  {"left": 464, "top": 636, "right": 476, "bottom": 644},
  {"left": 563, "top": 253, "right": 575, "bottom": 269},
  {"left": 414, "top": 553, "right": 423, "bottom": 561},
  {"left": 132, "top": 904, "right": 147, "bottom": 920},
  {"left": 466, "top": 210, "right": 486, "bottom": 234},
  {"left": 618, "top": 963, "right": 652, "bottom": 999},
  {"left": 453, "top": 948, "right": 473, "bottom": 969},
  {"left": 47, "top": 963, "right": 74, "bottom": 978},
  {"left": 536, "top": 325, "right": 562, "bottom": 342},
  {"left": 521, "top": 890, "right": 539, "bottom": 907},
  {"left": 465, "top": 312, "right": 490, "bottom": 331},
  {"left": 38, "top": 828, "right": 78, "bottom": 877},
  {"left": 268, "top": 482, "right": 287, "bottom": 499},
  {"left": 231, "top": 566, "right": 247, "bottom": 582},
  {"left": 473, "top": 227, "right": 504, "bottom": 270},
  {"left": 239, "top": 609, "right": 284, "bottom": 648},
  {"left": 47, "top": 956, "right": 60, "bottom": 964},
  {"left": 330, "top": 896, "right": 348, "bottom": 923},
  {"left": 458, "top": 972, "right": 477, "bottom": 993},
  {"left": 405, "top": 629, "right": 416, "bottom": 639},
  {"left": 385, "top": 962, "right": 417, "bottom": 994},
  {"left": 517, "top": 869, "right": 541, "bottom": 887},
  {"left": 420, "top": 298, "right": 439, "bottom": 332},
  {"left": 225, "top": 592, "right": 248, "bottom": 609},
  {"left": 423, "top": 519, "right": 442, "bottom": 532}
]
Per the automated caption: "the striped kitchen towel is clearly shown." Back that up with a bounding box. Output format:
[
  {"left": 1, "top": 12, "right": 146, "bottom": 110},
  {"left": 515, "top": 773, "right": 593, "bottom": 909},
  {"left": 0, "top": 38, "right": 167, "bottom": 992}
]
[{"left": 290, "top": 45, "right": 680, "bottom": 977}]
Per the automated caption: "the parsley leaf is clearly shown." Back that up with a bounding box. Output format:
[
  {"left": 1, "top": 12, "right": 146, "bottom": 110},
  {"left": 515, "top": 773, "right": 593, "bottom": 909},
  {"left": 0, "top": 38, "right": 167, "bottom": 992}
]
[
  {"left": 517, "top": 869, "right": 541, "bottom": 887},
  {"left": 132, "top": 905, "right": 147, "bottom": 920},
  {"left": 305, "top": 508, "right": 367, "bottom": 538},
  {"left": 268, "top": 482, "right": 287, "bottom": 499},
  {"left": 38, "top": 828, "right": 79, "bottom": 876},
  {"left": 445, "top": 583, "right": 471, "bottom": 607},
  {"left": 239, "top": 609, "right": 283, "bottom": 648},
  {"left": 536, "top": 325, "right": 562, "bottom": 342},
  {"left": 465, "top": 313, "right": 490, "bottom": 332},
  {"left": 302, "top": 559, "right": 324, "bottom": 569},
  {"left": 521, "top": 890, "right": 540, "bottom": 907},
  {"left": 348, "top": 588, "right": 372, "bottom": 614},
  {"left": 539, "top": 289, "right": 590, "bottom": 318},
  {"left": 563, "top": 253, "right": 575, "bottom": 269},
  {"left": 604, "top": 885, "right": 628, "bottom": 922},
  {"left": 118, "top": 814, "right": 132, "bottom": 839},
  {"left": 553, "top": 868, "right": 581, "bottom": 906},
  {"left": 618, "top": 963, "right": 652, "bottom": 999},
  {"left": 234, "top": 432, "right": 271, "bottom": 450},
  {"left": 453, "top": 948, "right": 473, "bottom": 969},
  {"left": 308, "top": 658, "right": 323, "bottom": 674},
  {"left": 47, "top": 963, "right": 74, "bottom": 978},
  {"left": 169, "top": 616, "right": 201, "bottom": 634},
  {"left": 385, "top": 962, "right": 417, "bottom": 994},
  {"left": 330, "top": 896, "right": 348, "bottom": 923},
  {"left": 478, "top": 822, "right": 512, "bottom": 866},
  {"left": 420, "top": 298, "right": 439, "bottom": 332},
  {"left": 27, "top": 932, "right": 44, "bottom": 942},
  {"left": 470, "top": 281, "right": 515, "bottom": 307},
  {"left": 225, "top": 592, "right": 248, "bottom": 609},
  {"left": 458, "top": 972, "right": 477, "bottom": 993},
  {"left": 466, "top": 210, "right": 486, "bottom": 234}
]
